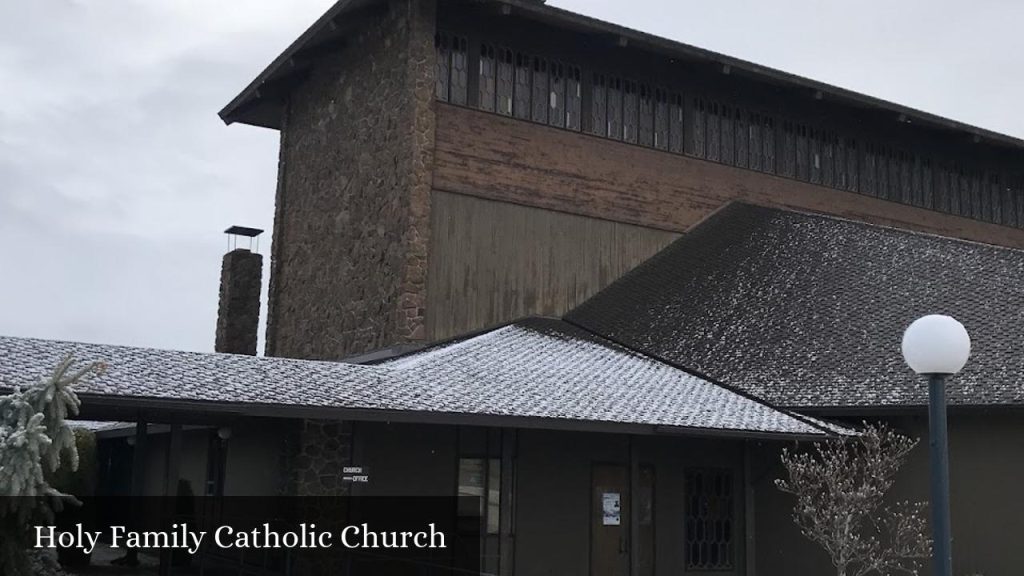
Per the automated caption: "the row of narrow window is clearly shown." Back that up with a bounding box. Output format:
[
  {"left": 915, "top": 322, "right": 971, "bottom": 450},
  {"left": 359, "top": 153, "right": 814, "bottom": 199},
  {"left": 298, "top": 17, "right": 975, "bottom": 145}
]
[{"left": 435, "top": 32, "right": 1024, "bottom": 229}]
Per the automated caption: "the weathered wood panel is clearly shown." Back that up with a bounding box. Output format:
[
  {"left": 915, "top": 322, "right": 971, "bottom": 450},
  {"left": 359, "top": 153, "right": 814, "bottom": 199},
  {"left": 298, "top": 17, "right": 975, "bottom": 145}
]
[
  {"left": 432, "top": 104, "right": 1024, "bottom": 249},
  {"left": 425, "top": 191, "right": 679, "bottom": 340}
]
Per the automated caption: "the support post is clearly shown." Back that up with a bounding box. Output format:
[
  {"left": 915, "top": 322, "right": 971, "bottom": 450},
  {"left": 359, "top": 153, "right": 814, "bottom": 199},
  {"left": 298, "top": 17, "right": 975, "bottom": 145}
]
[
  {"left": 159, "top": 424, "right": 182, "bottom": 576},
  {"left": 744, "top": 441, "right": 756, "bottom": 576},
  {"left": 629, "top": 437, "right": 640, "bottom": 576},
  {"left": 928, "top": 374, "right": 952, "bottom": 576},
  {"left": 498, "top": 429, "right": 517, "bottom": 576}
]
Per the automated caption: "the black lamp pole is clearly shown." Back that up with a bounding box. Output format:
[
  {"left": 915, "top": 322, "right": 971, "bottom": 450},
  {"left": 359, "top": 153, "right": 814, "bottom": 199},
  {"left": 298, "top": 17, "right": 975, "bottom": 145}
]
[{"left": 927, "top": 373, "right": 952, "bottom": 576}]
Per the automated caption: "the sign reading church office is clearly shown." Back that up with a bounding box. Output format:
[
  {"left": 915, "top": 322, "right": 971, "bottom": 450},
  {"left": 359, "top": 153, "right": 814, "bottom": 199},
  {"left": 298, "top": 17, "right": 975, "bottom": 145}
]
[{"left": 35, "top": 522, "right": 447, "bottom": 556}]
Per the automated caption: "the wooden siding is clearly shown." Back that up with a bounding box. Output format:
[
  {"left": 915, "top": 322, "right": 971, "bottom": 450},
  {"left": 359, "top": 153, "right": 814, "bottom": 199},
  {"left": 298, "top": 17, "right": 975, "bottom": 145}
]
[
  {"left": 425, "top": 191, "right": 678, "bottom": 340},
  {"left": 433, "top": 104, "right": 1024, "bottom": 250}
]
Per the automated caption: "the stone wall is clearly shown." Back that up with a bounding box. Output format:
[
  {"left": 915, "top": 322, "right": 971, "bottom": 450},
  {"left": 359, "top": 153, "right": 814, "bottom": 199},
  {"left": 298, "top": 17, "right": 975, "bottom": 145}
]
[
  {"left": 289, "top": 420, "right": 353, "bottom": 496},
  {"left": 214, "top": 249, "right": 262, "bottom": 355},
  {"left": 266, "top": 0, "right": 436, "bottom": 359}
]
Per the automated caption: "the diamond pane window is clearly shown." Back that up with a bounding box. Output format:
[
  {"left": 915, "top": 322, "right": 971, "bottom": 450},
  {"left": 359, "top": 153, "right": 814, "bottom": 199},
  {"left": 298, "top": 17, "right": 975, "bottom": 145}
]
[
  {"left": 450, "top": 35, "right": 468, "bottom": 105},
  {"left": 685, "top": 469, "right": 734, "bottom": 571},
  {"left": 478, "top": 44, "right": 497, "bottom": 112}
]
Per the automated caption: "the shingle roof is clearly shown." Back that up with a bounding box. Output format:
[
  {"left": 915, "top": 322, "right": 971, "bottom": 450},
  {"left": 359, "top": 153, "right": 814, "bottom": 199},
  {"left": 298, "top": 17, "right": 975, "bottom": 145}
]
[
  {"left": 0, "top": 335, "right": 386, "bottom": 409},
  {"left": 383, "top": 318, "right": 828, "bottom": 435},
  {"left": 568, "top": 203, "right": 1024, "bottom": 409},
  {"left": 0, "top": 319, "right": 833, "bottom": 437}
]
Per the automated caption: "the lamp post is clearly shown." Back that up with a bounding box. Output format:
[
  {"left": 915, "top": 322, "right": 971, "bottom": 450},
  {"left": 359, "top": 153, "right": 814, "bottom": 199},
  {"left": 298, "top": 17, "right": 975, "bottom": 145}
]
[{"left": 901, "top": 314, "right": 971, "bottom": 576}]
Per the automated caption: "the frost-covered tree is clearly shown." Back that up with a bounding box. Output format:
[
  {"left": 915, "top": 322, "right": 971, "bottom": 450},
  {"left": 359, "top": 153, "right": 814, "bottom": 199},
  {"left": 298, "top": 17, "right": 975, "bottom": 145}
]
[
  {"left": 0, "top": 356, "right": 105, "bottom": 576},
  {"left": 776, "top": 423, "right": 931, "bottom": 576}
]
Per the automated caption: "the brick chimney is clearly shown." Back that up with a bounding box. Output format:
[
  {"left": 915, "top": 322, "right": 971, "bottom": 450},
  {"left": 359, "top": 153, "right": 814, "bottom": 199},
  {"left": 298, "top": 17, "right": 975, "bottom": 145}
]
[{"left": 215, "top": 226, "right": 264, "bottom": 355}]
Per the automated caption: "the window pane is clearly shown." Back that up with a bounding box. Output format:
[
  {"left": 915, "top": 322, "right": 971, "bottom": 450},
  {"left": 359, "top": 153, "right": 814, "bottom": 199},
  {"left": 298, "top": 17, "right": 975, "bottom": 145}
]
[
  {"left": 458, "top": 458, "right": 485, "bottom": 518},
  {"left": 450, "top": 36, "right": 468, "bottom": 105},
  {"left": 435, "top": 33, "right": 450, "bottom": 101},
  {"left": 487, "top": 458, "right": 501, "bottom": 535},
  {"left": 590, "top": 73, "right": 607, "bottom": 137},
  {"left": 685, "top": 469, "right": 734, "bottom": 570},
  {"left": 496, "top": 48, "right": 514, "bottom": 116},
  {"left": 513, "top": 53, "right": 531, "bottom": 119},
  {"left": 478, "top": 44, "right": 496, "bottom": 112}
]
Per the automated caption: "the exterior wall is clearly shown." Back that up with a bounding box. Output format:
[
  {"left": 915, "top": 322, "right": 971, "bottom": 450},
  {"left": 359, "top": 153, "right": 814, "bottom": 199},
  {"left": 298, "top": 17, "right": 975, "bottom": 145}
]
[
  {"left": 266, "top": 0, "right": 437, "bottom": 360},
  {"left": 222, "top": 421, "right": 292, "bottom": 496},
  {"left": 426, "top": 191, "right": 678, "bottom": 339},
  {"left": 346, "top": 422, "right": 749, "bottom": 576},
  {"left": 290, "top": 419, "right": 354, "bottom": 496},
  {"left": 514, "top": 430, "right": 747, "bottom": 576},
  {"left": 433, "top": 104, "right": 1024, "bottom": 250},
  {"left": 354, "top": 421, "right": 458, "bottom": 497},
  {"left": 755, "top": 414, "right": 1024, "bottom": 576}
]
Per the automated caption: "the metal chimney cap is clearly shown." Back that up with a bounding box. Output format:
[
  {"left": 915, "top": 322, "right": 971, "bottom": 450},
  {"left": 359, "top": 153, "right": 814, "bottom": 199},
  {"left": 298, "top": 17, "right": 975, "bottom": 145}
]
[{"left": 224, "top": 225, "right": 264, "bottom": 237}]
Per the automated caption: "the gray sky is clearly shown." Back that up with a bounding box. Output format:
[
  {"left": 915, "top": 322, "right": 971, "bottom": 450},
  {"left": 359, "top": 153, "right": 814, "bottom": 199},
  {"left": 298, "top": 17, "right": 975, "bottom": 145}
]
[{"left": 2, "top": 0, "right": 1022, "bottom": 353}]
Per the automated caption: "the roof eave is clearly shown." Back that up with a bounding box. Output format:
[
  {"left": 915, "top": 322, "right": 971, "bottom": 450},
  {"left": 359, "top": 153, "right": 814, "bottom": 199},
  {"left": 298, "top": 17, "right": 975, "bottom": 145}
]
[
  {"left": 218, "top": 0, "right": 382, "bottom": 128},
  {"left": 498, "top": 0, "right": 1024, "bottom": 151},
  {"left": 69, "top": 392, "right": 828, "bottom": 440}
]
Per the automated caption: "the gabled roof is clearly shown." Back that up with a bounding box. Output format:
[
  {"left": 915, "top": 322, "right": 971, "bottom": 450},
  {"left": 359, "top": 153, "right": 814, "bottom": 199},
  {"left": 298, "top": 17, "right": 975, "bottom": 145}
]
[
  {"left": 382, "top": 318, "right": 830, "bottom": 436},
  {"left": 0, "top": 319, "right": 836, "bottom": 438},
  {"left": 568, "top": 203, "right": 1024, "bottom": 409},
  {"left": 220, "top": 0, "right": 1024, "bottom": 152}
]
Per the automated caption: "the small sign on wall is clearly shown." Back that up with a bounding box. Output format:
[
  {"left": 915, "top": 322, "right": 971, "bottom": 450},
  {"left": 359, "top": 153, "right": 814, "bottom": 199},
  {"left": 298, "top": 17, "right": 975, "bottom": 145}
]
[
  {"left": 602, "top": 492, "right": 621, "bottom": 526},
  {"left": 342, "top": 465, "right": 370, "bottom": 483}
]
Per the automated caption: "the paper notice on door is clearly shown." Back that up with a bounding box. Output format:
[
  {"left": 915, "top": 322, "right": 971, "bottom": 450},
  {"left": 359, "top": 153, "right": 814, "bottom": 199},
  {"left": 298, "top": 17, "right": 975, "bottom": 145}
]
[{"left": 602, "top": 492, "right": 621, "bottom": 526}]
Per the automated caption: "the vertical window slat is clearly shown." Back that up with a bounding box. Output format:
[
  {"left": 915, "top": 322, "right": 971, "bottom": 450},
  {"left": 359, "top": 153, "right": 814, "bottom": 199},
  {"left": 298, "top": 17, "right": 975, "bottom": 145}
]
[
  {"left": 478, "top": 44, "right": 496, "bottom": 112},
  {"left": 450, "top": 36, "right": 468, "bottom": 105}
]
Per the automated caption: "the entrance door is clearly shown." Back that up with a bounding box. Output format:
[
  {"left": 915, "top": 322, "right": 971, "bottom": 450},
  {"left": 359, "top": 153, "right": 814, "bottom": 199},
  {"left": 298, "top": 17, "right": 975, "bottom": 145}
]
[{"left": 591, "top": 464, "right": 629, "bottom": 576}]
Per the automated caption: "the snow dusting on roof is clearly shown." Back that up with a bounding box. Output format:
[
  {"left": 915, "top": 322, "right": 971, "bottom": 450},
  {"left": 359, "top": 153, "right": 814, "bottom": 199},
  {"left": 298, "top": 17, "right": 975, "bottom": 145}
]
[
  {"left": 383, "top": 318, "right": 827, "bottom": 435},
  {"left": 0, "top": 318, "right": 834, "bottom": 437},
  {"left": 569, "top": 202, "right": 1024, "bottom": 408}
]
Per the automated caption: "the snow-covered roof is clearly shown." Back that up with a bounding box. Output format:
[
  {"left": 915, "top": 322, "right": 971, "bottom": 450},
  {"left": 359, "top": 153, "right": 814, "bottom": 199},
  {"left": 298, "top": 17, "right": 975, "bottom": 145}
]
[
  {"left": 0, "top": 318, "right": 833, "bottom": 437},
  {"left": 569, "top": 202, "right": 1024, "bottom": 409},
  {"left": 382, "top": 318, "right": 828, "bottom": 436}
]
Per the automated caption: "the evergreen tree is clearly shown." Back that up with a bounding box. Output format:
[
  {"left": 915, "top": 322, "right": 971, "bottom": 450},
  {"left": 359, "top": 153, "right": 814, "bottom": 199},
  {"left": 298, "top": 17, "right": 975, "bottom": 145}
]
[{"left": 0, "top": 356, "right": 105, "bottom": 576}]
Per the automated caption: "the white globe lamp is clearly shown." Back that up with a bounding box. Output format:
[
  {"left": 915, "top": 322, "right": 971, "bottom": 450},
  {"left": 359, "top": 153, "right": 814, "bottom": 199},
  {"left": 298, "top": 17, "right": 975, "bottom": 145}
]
[
  {"left": 901, "top": 313, "right": 970, "bottom": 576},
  {"left": 901, "top": 314, "right": 971, "bottom": 375}
]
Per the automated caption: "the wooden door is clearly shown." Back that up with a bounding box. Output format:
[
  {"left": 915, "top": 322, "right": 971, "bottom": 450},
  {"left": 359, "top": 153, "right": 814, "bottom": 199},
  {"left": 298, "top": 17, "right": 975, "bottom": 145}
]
[{"left": 591, "top": 464, "right": 629, "bottom": 576}]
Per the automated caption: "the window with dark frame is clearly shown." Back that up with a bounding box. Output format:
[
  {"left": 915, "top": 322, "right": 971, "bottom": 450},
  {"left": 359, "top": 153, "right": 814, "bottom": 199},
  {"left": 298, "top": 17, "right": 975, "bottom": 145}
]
[
  {"left": 435, "top": 32, "right": 451, "bottom": 102},
  {"left": 590, "top": 73, "right": 608, "bottom": 137},
  {"left": 638, "top": 84, "right": 654, "bottom": 147},
  {"left": 450, "top": 35, "right": 468, "bottom": 106},
  {"left": 565, "top": 66, "right": 582, "bottom": 131},
  {"left": 478, "top": 43, "right": 496, "bottom": 113},
  {"left": 457, "top": 427, "right": 507, "bottom": 576},
  {"left": 513, "top": 52, "right": 532, "bottom": 120},
  {"left": 669, "top": 93, "right": 684, "bottom": 154},
  {"left": 706, "top": 101, "right": 721, "bottom": 162},
  {"left": 549, "top": 61, "right": 566, "bottom": 128},
  {"left": 607, "top": 77, "right": 623, "bottom": 140},
  {"left": 685, "top": 468, "right": 735, "bottom": 571},
  {"left": 720, "top": 104, "right": 734, "bottom": 166},
  {"left": 653, "top": 88, "right": 669, "bottom": 150},
  {"left": 429, "top": 32, "right": 1023, "bottom": 231},
  {"left": 531, "top": 56, "right": 549, "bottom": 124},
  {"left": 623, "top": 79, "right": 639, "bottom": 144},
  {"left": 496, "top": 48, "right": 514, "bottom": 116}
]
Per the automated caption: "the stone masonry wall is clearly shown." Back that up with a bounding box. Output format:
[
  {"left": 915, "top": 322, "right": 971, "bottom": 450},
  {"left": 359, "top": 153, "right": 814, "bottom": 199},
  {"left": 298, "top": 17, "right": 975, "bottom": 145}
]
[
  {"left": 215, "top": 248, "right": 263, "bottom": 355},
  {"left": 266, "top": 0, "right": 436, "bottom": 359},
  {"left": 289, "top": 420, "right": 354, "bottom": 496}
]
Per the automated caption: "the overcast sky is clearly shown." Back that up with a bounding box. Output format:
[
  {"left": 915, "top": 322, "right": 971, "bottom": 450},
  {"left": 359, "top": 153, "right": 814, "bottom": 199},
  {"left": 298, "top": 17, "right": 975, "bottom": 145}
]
[{"left": 2, "top": 0, "right": 1022, "bottom": 354}]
